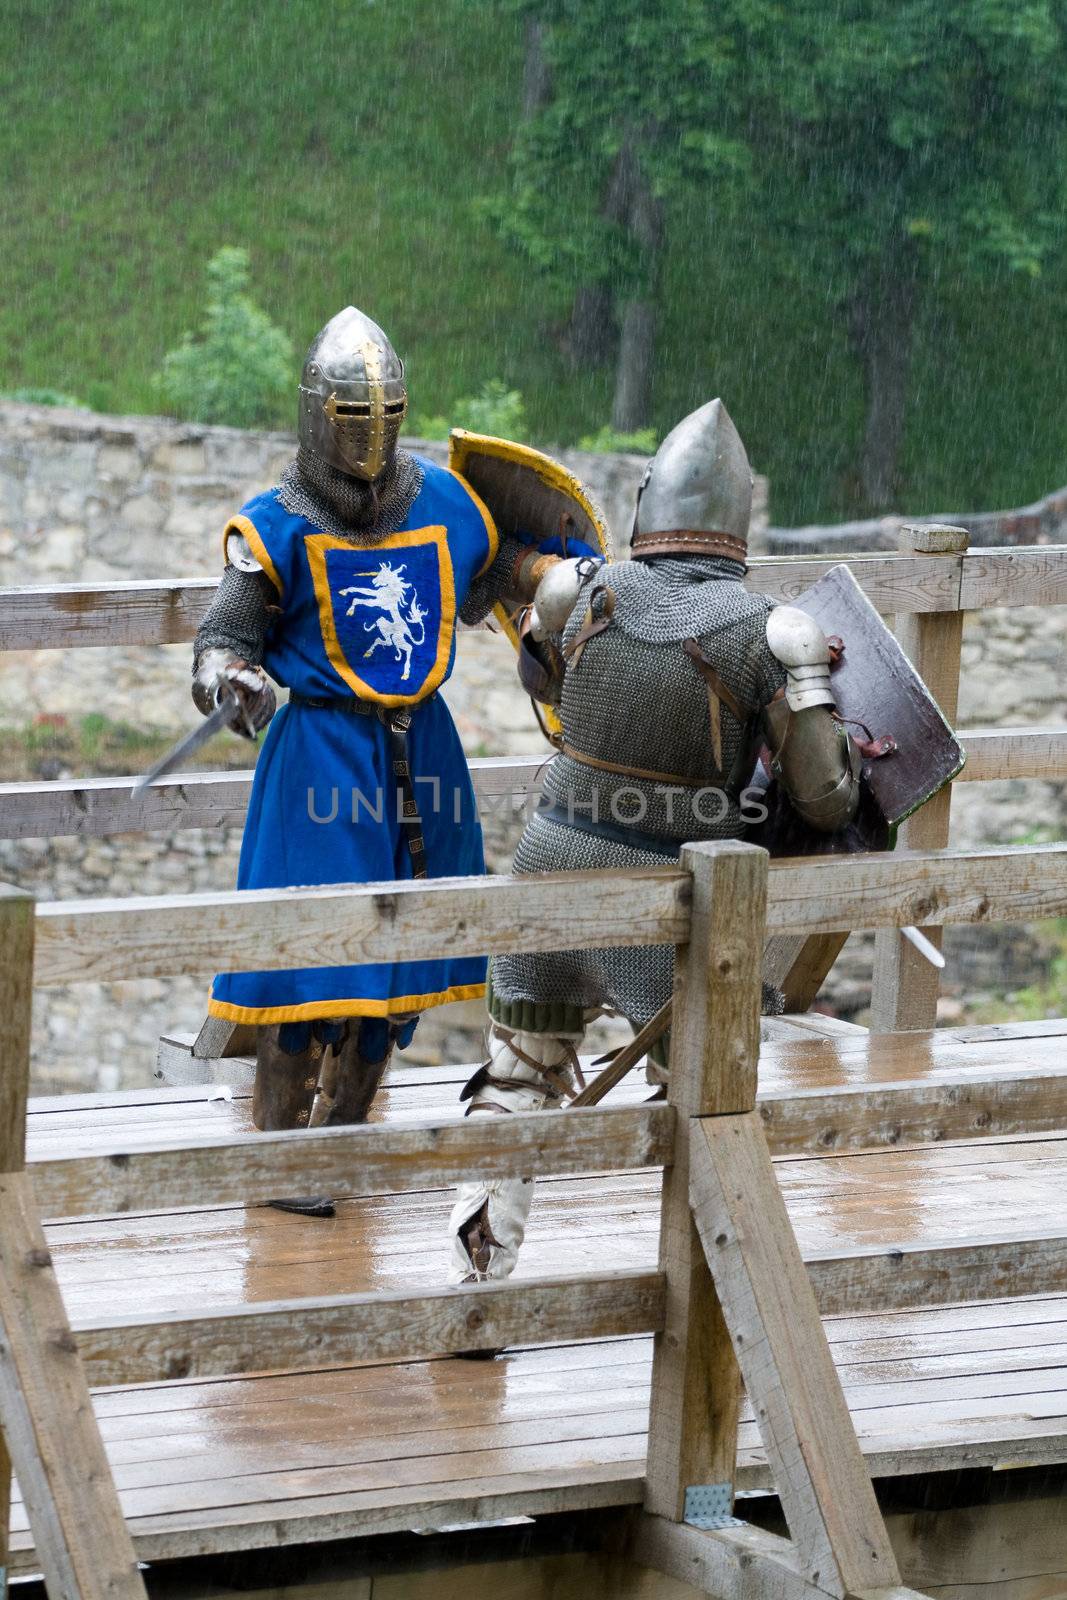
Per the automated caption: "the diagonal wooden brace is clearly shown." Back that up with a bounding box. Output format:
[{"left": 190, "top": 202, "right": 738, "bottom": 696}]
[
  {"left": 688, "top": 1111, "right": 900, "bottom": 1599},
  {"left": 0, "top": 1172, "right": 146, "bottom": 1600}
]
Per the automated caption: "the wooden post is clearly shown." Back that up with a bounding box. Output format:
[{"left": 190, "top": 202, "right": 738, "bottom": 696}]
[
  {"left": 644, "top": 842, "right": 767, "bottom": 1521},
  {"left": 0, "top": 886, "right": 33, "bottom": 1596},
  {"left": 870, "top": 523, "right": 969, "bottom": 1032},
  {"left": 0, "top": 884, "right": 147, "bottom": 1600}
]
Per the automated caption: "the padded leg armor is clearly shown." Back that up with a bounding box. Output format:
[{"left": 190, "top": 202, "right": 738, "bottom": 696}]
[
  {"left": 448, "top": 1027, "right": 583, "bottom": 1285},
  {"left": 256, "top": 1019, "right": 403, "bottom": 1218}
]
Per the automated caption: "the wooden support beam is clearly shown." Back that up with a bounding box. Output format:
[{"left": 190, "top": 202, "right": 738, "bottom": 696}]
[
  {"left": 0, "top": 883, "right": 146, "bottom": 1600},
  {"left": 73, "top": 1269, "right": 665, "bottom": 1388},
  {"left": 33, "top": 866, "right": 690, "bottom": 987},
  {"left": 758, "top": 1060, "right": 1067, "bottom": 1154},
  {"left": 871, "top": 526, "right": 968, "bottom": 1033},
  {"left": 763, "top": 932, "right": 851, "bottom": 1014},
  {"left": 644, "top": 843, "right": 766, "bottom": 1522},
  {"left": 0, "top": 726, "right": 1064, "bottom": 845},
  {"left": 0, "top": 1174, "right": 147, "bottom": 1600},
  {"left": 0, "top": 886, "right": 34, "bottom": 1598},
  {"left": 765, "top": 843, "right": 1067, "bottom": 935},
  {"left": 29, "top": 1102, "right": 674, "bottom": 1220},
  {"left": 631, "top": 1512, "right": 928, "bottom": 1600},
  {"left": 690, "top": 1112, "right": 900, "bottom": 1597},
  {"left": 805, "top": 1221, "right": 1067, "bottom": 1316},
  {"left": 0, "top": 757, "right": 548, "bottom": 843}
]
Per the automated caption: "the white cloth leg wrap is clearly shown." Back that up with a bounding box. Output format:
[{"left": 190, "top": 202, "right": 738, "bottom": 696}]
[{"left": 448, "top": 1028, "right": 582, "bottom": 1284}]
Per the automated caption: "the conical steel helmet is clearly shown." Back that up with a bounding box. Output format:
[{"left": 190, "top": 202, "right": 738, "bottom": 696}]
[
  {"left": 298, "top": 306, "right": 407, "bottom": 481},
  {"left": 632, "top": 398, "right": 752, "bottom": 562}
]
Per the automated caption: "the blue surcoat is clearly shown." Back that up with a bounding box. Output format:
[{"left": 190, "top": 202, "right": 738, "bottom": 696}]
[{"left": 208, "top": 457, "right": 497, "bottom": 1026}]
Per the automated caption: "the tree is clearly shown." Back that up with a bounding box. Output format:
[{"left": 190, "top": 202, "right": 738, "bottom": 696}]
[
  {"left": 158, "top": 247, "right": 293, "bottom": 428},
  {"left": 720, "top": 0, "right": 1067, "bottom": 507},
  {"left": 489, "top": 1, "right": 744, "bottom": 432},
  {"left": 495, "top": 1, "right": 1067, "bottom": 508}
]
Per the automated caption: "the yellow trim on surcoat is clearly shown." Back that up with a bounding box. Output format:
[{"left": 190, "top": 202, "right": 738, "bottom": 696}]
[{"left": 207, "top": 980, "right": 486, "bottom": 1025}]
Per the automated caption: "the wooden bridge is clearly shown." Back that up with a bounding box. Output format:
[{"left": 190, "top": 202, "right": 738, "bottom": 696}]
[{"left": 0, "top": 529, "right": 1066, "bottom": 1600}]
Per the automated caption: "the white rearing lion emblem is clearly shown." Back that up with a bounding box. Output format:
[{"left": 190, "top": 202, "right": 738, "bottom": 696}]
[{"left": 338, "top": 561, "right": 428, "bottom": 683}]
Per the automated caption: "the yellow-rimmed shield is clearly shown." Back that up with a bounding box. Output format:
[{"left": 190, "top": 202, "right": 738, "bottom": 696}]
[{"left": 448, "top": 430, "right": 614, "bottom": 733}]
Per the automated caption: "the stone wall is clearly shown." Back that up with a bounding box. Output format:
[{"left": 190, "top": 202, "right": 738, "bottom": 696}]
[{"left": 0, "top": 400, "right": 1062, "bottom": 1091}]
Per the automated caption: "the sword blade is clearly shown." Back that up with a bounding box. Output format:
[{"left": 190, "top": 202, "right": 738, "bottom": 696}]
[
  {"left": 901, "top": 924, "right": 946, "bottom": 970},
  {"left": 131, "top": 698, "right": 236, "bottom": 794}
]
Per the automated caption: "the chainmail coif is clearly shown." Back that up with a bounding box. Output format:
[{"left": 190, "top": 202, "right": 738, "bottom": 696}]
[{"left": 277, "top": 446, "right": 424, "bottom": 540}]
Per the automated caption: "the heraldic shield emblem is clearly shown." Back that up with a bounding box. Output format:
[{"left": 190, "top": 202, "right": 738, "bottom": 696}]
[{"left": 306, "top": 527, "right": 455, "bottom": 706}]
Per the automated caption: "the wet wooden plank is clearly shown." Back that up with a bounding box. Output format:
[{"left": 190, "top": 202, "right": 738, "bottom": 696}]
[
  {"left": 31, "top": 843, "right": 1067, "bottom": 992},
  {"left": 74, "top": 1269, "right": 666, "bottom": 1385},
  {"left": 958, "top": 546, "right": 1067, "bottom": 610},
  {"left": 746, "top": 553, "right": 962, "bottom": 613},
  {"left": 0, "top": 552, "right": 976, "bottom": 664},
  {"left": 955, "top": 726, "right": 1067, "bottom": 783},
  {"left": 30, "top": 1102, "right": 675, "bottom": 1220},
  {"left": 0, "top": 757, "right": 547, "bottom": 843},
  {"left": 0, "top": 578, "right": 217, "bottom": 650},
  {"left": 33, "top": 867, "right": 690, "bottom": 986},
  {"left": 2, "top": 722, "right": 1060, "bottom": 845},
  {"left": 766, "top": 843, "right": 1067, "bottom": 935}
]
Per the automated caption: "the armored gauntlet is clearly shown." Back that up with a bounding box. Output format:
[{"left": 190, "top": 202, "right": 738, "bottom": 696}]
[{"left": 192, "top": 649, "right": 276, "bottom": 735}]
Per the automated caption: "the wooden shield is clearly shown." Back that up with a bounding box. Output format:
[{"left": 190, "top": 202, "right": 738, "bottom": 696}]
[
  {"left": 448, "top": 430, "right": 614, "bottom": 734},
  {"left": 448, "top": 429, "right": 613, "bottom": 563},
  {"left": 790, "top": 562, "right": 966, "bottom": 833}
]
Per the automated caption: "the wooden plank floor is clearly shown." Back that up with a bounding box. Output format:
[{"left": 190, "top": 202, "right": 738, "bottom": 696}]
[{"left": 10, "top": 1021, "right": 1067, "bottom": 1567}]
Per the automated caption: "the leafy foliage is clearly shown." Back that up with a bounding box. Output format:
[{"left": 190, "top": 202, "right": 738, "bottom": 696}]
[
  {"left": 4, "top": 0, "right": 1067, "bottom": 519},
  {"left": 1, "top": 387, "right": 85, "bottom": 408},
  {"left": 414, "top": 380, "right": 527, "bottom": 441},
  {"left": 578, "top": 425, "right": 658, "bottom": 454},
  {"left": 499, "top": 0, "right": 1067, "bottom": 504},
  {"left": 156, "top": 248, "right": 293, "bottom": 427}
]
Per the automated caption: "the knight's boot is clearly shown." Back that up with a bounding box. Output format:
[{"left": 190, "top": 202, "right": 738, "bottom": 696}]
[
  {"left": 255, "top": 1025, "right": 336, "bottom": 1217},
  {"left": 253, "top": 1025, "right": 321, "bottom": 1131},
  {"left": 448, "top": 1027, "right": 583, "bottom": 1290},
  {"left": 322, "top": 1020, "right": 395, "bottom": 1126}
]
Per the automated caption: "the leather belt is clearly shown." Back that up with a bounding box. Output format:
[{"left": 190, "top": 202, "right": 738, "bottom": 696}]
[
  {"left": 537, "top": 801, "right": 683, "bottom": 858},
  {"left": 556, "top": 739, "right": 717, "bottom": 790},
  {"left": 290, "top": 693, "right": 429, "bottom": 879}
]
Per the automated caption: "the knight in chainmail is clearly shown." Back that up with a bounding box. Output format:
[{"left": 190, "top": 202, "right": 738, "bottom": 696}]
[
  {"left": 447, "top": 400, "right": 861, "bottom": 1281},
  {"left": 190, "top": 305, "right": 565, "bottom": 1212}
]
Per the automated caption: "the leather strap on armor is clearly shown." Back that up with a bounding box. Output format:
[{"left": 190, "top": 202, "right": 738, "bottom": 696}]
[
  {"left": 631, "top": 528, "right": 748, "bottom": 564},
  {"left": 557, "top": 739, "right": 714, "bottom": 789},
  {"left": 563, "top": 586, "right": 616, "bottom": 668}
]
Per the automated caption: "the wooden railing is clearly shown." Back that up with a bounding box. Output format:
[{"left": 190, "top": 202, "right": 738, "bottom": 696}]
[
  {"left": 3, "top": 836, "right": 1067, "bottom": 1599},
  {"left": 3, "top": 534, "right": 1066, "bottom": 1027}
]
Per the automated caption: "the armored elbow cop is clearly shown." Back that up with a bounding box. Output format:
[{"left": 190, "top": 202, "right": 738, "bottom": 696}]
[
  {"left": 764, "top": 605, "right": 861, "bottom": 833},
  {"left": 766, "top": 605, "right": 835, "bottom": 710}
]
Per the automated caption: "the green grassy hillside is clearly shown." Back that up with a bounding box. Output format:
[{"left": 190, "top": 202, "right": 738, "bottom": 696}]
[{"left": 3, "top": 0, "right": 1066, "bottom": 522}]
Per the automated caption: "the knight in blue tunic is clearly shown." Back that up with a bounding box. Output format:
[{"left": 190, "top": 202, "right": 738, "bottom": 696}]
[{"left": 190, "top": 306, "right": 574, "bottom": 1158}]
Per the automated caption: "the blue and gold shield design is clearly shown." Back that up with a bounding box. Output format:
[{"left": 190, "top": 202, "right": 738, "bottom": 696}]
[{"left": 306, "top": 527, "right": 456, "bottom": 706}]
